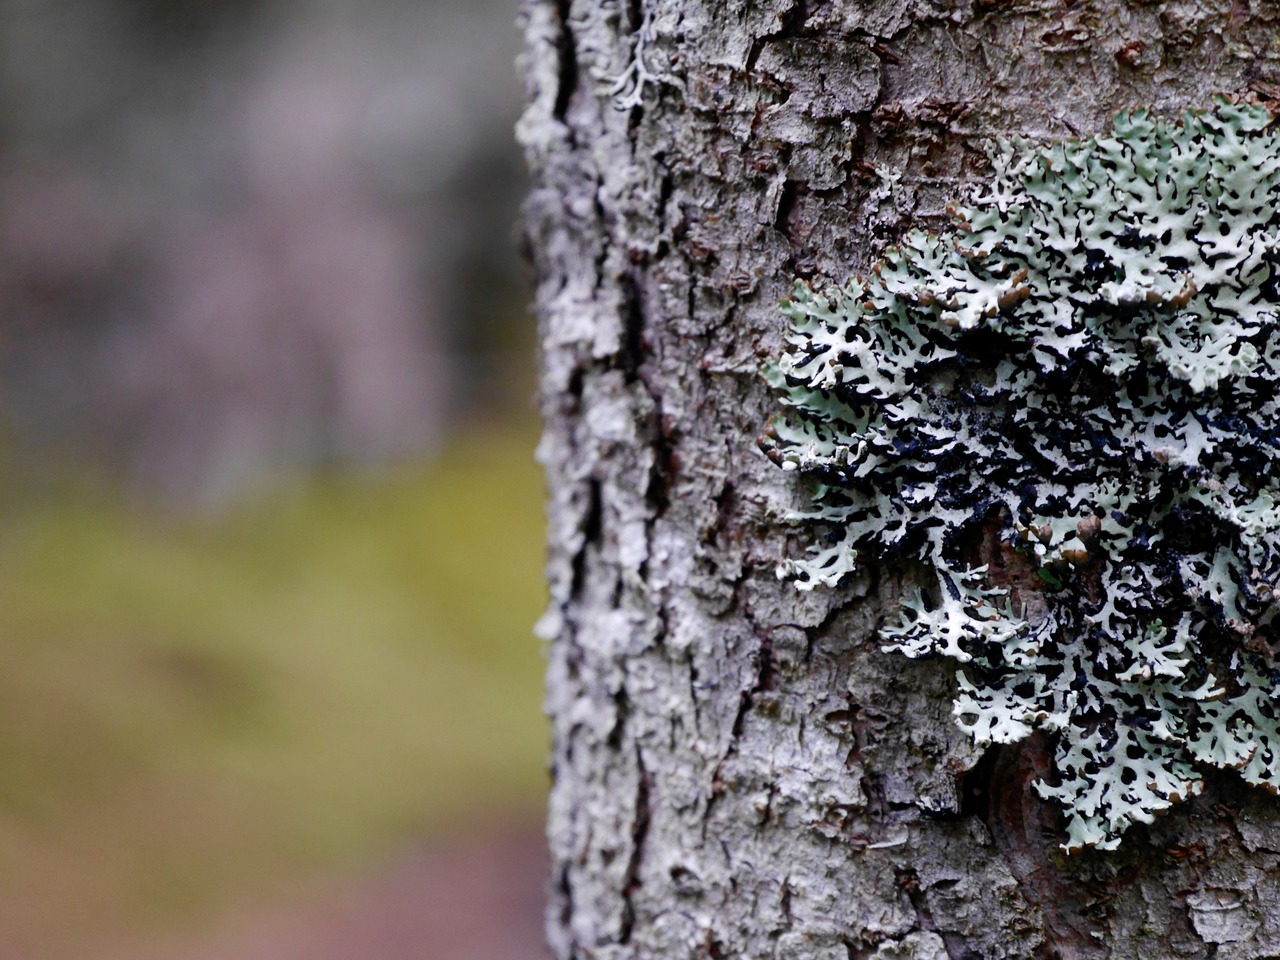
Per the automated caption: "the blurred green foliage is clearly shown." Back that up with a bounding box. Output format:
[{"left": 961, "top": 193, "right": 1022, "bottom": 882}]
[{"left": 0, "top": 417, "right": 547, "bottom": 956}]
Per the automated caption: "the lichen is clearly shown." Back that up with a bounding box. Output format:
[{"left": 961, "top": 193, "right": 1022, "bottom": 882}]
[
  {"left": 763, "top": 99, "right": 1280, "bottom": 852},
  {"left": 600, "top": 7, "right": 683, "bottom": 111}
]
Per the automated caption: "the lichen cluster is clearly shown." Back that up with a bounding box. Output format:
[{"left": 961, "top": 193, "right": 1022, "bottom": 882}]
[{"left": 764, "top": 100, "right": 1280, "bottom": 852}]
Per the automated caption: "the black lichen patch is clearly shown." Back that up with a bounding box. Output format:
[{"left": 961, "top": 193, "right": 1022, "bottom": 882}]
[{"left": 764, "top": 99, "right": 1280, "bottom": 852}]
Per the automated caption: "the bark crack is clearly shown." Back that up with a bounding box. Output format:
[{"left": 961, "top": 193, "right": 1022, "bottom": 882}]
[
  {"left": 552, "top": 0, "right": 578, "bottom": 124},
  {"left": 619, "top": 744, "right": 651, "bottom": 945}
]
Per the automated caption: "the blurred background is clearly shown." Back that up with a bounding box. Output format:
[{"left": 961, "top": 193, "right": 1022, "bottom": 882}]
[{"left": 0, "top": 0, "right": 548, "bottom": 957}]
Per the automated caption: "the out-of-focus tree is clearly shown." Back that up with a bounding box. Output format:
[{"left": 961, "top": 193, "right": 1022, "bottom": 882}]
[{"left": 0, "top": 0, "right": 526, "bottom": 502}]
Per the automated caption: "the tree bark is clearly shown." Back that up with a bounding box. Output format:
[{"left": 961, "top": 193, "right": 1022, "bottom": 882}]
[{"left": 519, "top": 2, "right": 1280, "bottom": 958}]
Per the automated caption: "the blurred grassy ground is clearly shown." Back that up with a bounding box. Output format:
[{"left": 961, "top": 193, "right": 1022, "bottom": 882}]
[{"left": 0, "top": 416, "right": 548, "bottom": 959}]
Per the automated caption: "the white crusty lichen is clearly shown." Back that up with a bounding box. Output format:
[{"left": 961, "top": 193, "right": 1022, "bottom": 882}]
[{"left": 763, "top": 99, "right": 1280, "bottom": 853}]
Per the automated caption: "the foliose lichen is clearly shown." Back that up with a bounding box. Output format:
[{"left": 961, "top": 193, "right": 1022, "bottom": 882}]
[{"left": 763, "top": 99, "right": 1280, "bottom": 852}]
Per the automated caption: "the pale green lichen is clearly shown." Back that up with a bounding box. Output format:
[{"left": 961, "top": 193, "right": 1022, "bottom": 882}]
[{"left": 764, "top": 99, "right": 1280, "bottom": 852}]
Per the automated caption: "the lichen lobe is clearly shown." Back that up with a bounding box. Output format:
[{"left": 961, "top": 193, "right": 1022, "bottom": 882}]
[{"left": 765, "top": 99, "right": 1280, "bottom": 853}]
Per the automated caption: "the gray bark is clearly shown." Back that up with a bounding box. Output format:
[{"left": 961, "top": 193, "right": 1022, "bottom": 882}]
[{"left": 519, "top": 2, "right": 1280, "bottom": 958}]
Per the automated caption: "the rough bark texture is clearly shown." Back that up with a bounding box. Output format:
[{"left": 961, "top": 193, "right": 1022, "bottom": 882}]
[{"left": 519, "top": 3, "right": 1280, "bottom": 958}]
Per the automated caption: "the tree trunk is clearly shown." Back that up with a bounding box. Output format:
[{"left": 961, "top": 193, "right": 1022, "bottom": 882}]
[{"left": 519, "top": 2, "right": 1280, "bottom": 957}]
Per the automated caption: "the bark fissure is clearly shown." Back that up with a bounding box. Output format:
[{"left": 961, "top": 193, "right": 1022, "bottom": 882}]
[
  {"left": 619, "top": 745, "right": 652, "bottom": 945},
  {"left": 551, "top": 0, "right": 578, "bottom": 125}
]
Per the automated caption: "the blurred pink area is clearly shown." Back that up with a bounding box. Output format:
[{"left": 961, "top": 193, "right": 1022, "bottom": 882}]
[{"left": 120, "top": 825, "right": 551, "bottom": 960}]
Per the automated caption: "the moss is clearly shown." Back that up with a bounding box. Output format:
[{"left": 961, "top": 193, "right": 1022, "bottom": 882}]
[{"left": 766, "top": 99, "right": 1280, "bottom": 852}]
